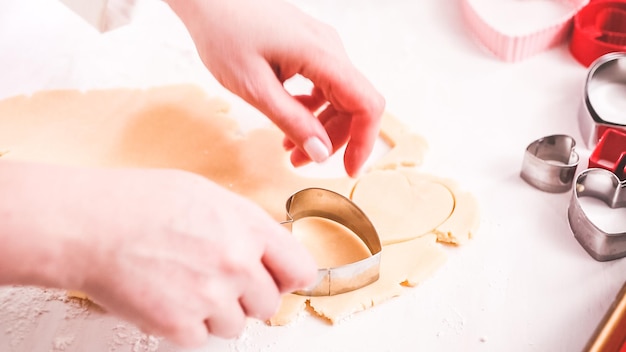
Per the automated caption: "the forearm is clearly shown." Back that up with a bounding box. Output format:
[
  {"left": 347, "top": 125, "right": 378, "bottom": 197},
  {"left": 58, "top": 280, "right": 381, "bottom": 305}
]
[{"left": 0, "top": 160, "right": 90, "bottom": 290}]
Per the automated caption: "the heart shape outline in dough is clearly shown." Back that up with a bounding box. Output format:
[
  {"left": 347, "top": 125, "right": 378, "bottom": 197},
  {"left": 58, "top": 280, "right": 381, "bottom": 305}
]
[
  {"left": 568, "top": 167, "right": 626, "bottom": 261},
  {"left": 462, "top": 0, "right": 589, "bottom": 61},
  {"left": 350, "top": 169, "right": 455, "bottom": 246}
]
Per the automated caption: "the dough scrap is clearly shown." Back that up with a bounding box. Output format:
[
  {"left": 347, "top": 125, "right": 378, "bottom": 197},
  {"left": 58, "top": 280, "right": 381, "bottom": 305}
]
[
  {"left": 412, "top": 172, "right": 481, "bottom": 245},
  {"left": 0, "top": 85, "right": 479, "bottom": 324},
  {"left": 372, "top": 112, "right": 428, "bottom": 170},
  {"left": 269, "top": 234, "right": 447, "bottom": 325}
]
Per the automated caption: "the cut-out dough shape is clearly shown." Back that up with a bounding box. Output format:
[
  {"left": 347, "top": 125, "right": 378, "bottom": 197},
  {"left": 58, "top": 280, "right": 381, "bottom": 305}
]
[
  {"left": 0, "top": 85, "right": 479, "bottom": 325},
  {"left": 351, "top": 169, "right": 455, "bottom": 245}
]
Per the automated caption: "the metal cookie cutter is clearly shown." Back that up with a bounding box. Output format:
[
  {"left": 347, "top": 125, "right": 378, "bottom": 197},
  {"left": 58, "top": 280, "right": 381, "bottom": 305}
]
[
  {"left": 567, "top": 168, "right": 626, "bottom": 261},
  {"left": 589, "top": 128, "right": 626, "bottom": 180},
  {"left": 578, "top": 52, "right": 626, "bottom": 148},
  {"left": 520, "top": 134, "right": 580, "bottom": 193},
  {"left": 282, "top": 188, "right": 382, "bottom": 296}
]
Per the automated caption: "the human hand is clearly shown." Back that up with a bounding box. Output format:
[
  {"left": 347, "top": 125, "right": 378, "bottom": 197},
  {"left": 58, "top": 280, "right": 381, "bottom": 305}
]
[
  {"left": 78, "top": 168, "right": 317, "bottom": 347},
  {"left": 0, "top": 163, "right": 316, "bottom": 348},
  {"left": 167, "top": 0, "right": 385, "bottom": 177}
]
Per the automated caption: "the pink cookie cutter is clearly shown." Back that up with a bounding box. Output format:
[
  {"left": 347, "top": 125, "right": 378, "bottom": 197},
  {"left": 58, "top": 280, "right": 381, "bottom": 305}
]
[{"left": 462, "top": 0, "right": 589, "bottom": 62}]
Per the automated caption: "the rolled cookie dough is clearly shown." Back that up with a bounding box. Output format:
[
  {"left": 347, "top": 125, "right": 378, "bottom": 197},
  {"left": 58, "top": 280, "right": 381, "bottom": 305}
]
[{"left": 0, "top": 85, "right": 479, "bottom": 324}]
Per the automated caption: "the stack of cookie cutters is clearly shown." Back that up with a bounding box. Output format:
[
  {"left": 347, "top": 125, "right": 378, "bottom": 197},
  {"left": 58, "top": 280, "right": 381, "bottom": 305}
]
[
  {"left": 281, "top": 188, "right": 382, "bottom": 296},
  {"left": 462, "top": 0, "right": 626, "bottom": 65},
  {"left": 520, "top": 52, "right": 626, "bottom": 262}
]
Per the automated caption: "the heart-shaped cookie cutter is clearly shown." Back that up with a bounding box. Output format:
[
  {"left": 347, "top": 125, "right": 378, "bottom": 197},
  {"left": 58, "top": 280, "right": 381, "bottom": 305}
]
[
  {"left": 578, "top": 52, "right": 626, "bottom": 148},
  {"left": 282, "top": 188, "right": 382, "bottom": 296},
  {"left": 520, "top": 134, "right": 580, "bottom": 193},
  {"left": 461, "top": 0, "right": 589, "bottom": 62},
  {"left": 567, "top": 168, "right": 626, "bottom": 261}
]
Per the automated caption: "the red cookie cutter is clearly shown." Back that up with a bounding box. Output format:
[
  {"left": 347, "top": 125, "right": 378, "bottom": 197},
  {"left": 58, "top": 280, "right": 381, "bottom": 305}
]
[
  {"left": 589, "top": 128, "right": 626, "bottom": 179},
  {"left": 570, "top": 0, "right": 626, "bottom": 67},
  {"left": 462, "top": 0, "right": 626, "bottom": 66}
]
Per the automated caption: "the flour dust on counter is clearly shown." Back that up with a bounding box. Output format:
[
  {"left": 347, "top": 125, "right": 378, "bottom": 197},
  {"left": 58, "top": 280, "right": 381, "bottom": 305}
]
[{"left": 0, "top": 287, "right": 87, "bottom": 351}]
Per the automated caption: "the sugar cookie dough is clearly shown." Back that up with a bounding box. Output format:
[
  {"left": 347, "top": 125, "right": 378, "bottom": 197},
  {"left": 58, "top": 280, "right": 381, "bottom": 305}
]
[
  {"left": 351, "top": 169, "right": 454, "bottom": 245},
  {"left": 0, "top": 84, "right": 479, "bottom": 324}
]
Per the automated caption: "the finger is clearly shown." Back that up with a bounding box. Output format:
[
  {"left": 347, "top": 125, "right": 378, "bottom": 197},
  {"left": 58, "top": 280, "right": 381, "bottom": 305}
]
[
  {"left": 283, "top": 88, "right": 327, "bottom": 151},
  {"left": 238, "top": 268, "right": 281, "bottom": 321},
  {"left": 204, "top": 300, "right": 247, "bottom": 339},
  {"left": 261, "top": 226, "right": 317, "bottom": 294},
  {"left": 304, "top": 63, "right": 385, "bottom": 176},
  {"left": 343, "top": 109, "right": 382, "bottom": 177},
  {"left": 235, "top": 58, "right": 332, "bottom": 164},
  {"left": 290, "top": 105, "right": 352, "bottom": 167},
  {"left": 294, "top": 87, "right": 327, "bottom": 112},
  {"left": 167, "top": 322, "right": 209, "bottom": 349},
  {"left": 282, "top": 137, "right": 296, "bottom": 151}
]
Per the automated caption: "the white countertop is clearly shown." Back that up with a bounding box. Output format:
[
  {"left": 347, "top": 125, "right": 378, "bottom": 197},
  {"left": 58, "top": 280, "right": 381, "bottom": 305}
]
[{"left": 0, "top": 0, "right": 625, "bottom": 351}]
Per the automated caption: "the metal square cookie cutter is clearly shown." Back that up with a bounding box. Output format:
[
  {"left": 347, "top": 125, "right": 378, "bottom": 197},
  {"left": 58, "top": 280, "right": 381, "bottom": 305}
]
[{"left": 281, "top": 188, "right": 382, "bottom": 296}]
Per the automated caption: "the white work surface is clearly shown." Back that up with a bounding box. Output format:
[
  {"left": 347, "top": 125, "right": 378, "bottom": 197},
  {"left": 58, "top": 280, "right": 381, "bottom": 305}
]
[{"left": 0, "top": 0, "right": 625, "bottom": 351}]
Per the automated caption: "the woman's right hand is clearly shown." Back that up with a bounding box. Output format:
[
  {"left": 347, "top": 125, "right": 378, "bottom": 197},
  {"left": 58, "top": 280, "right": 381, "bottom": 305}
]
[{"left": 0, "top": 161, "right": 317, "bottom": 348}]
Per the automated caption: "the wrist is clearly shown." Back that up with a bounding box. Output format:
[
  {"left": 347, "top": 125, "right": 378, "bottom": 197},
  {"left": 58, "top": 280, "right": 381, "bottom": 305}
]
[{"left": 0, "top": 161, "right": 93, "bottom": 290}]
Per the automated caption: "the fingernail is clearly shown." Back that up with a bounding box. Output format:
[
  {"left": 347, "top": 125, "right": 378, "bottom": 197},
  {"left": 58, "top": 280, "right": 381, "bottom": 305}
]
[{"left": 303, "top": 137, "right": 330, "bottom": 163}]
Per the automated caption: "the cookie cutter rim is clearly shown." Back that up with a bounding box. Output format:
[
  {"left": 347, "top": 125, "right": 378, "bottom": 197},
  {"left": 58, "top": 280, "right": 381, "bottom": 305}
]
[
  {"left": 578, "top": 52, "right": 626, "bottom": 148},
  {"left": 281, "top": 187, "right": 382, "bottom": 296},
  {"left": 567, "top": 168, "right": 626, "bottom": 261},
  {"left": 520, "top": 134, "right": 580, "bottom": 193}
]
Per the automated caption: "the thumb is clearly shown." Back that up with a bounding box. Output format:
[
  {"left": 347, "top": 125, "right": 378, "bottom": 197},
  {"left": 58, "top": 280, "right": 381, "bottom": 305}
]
[{"left": 261, "top": 224, "right": 317, "bottom": 294}]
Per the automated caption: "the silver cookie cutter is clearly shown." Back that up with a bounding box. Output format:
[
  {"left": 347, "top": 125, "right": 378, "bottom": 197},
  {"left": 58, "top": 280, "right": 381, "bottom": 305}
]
[
  {"left": 282, "top": 188, "right": 382, "bottom": 296},
  {"left": 578, "top": 52, "right": 626, "bottom": 148},
  {"left": 520, "top": 134, "right": 580, "bottom": 193},
  {"left": 567, "top": 168, "right": 626, "bottom": 262}
]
